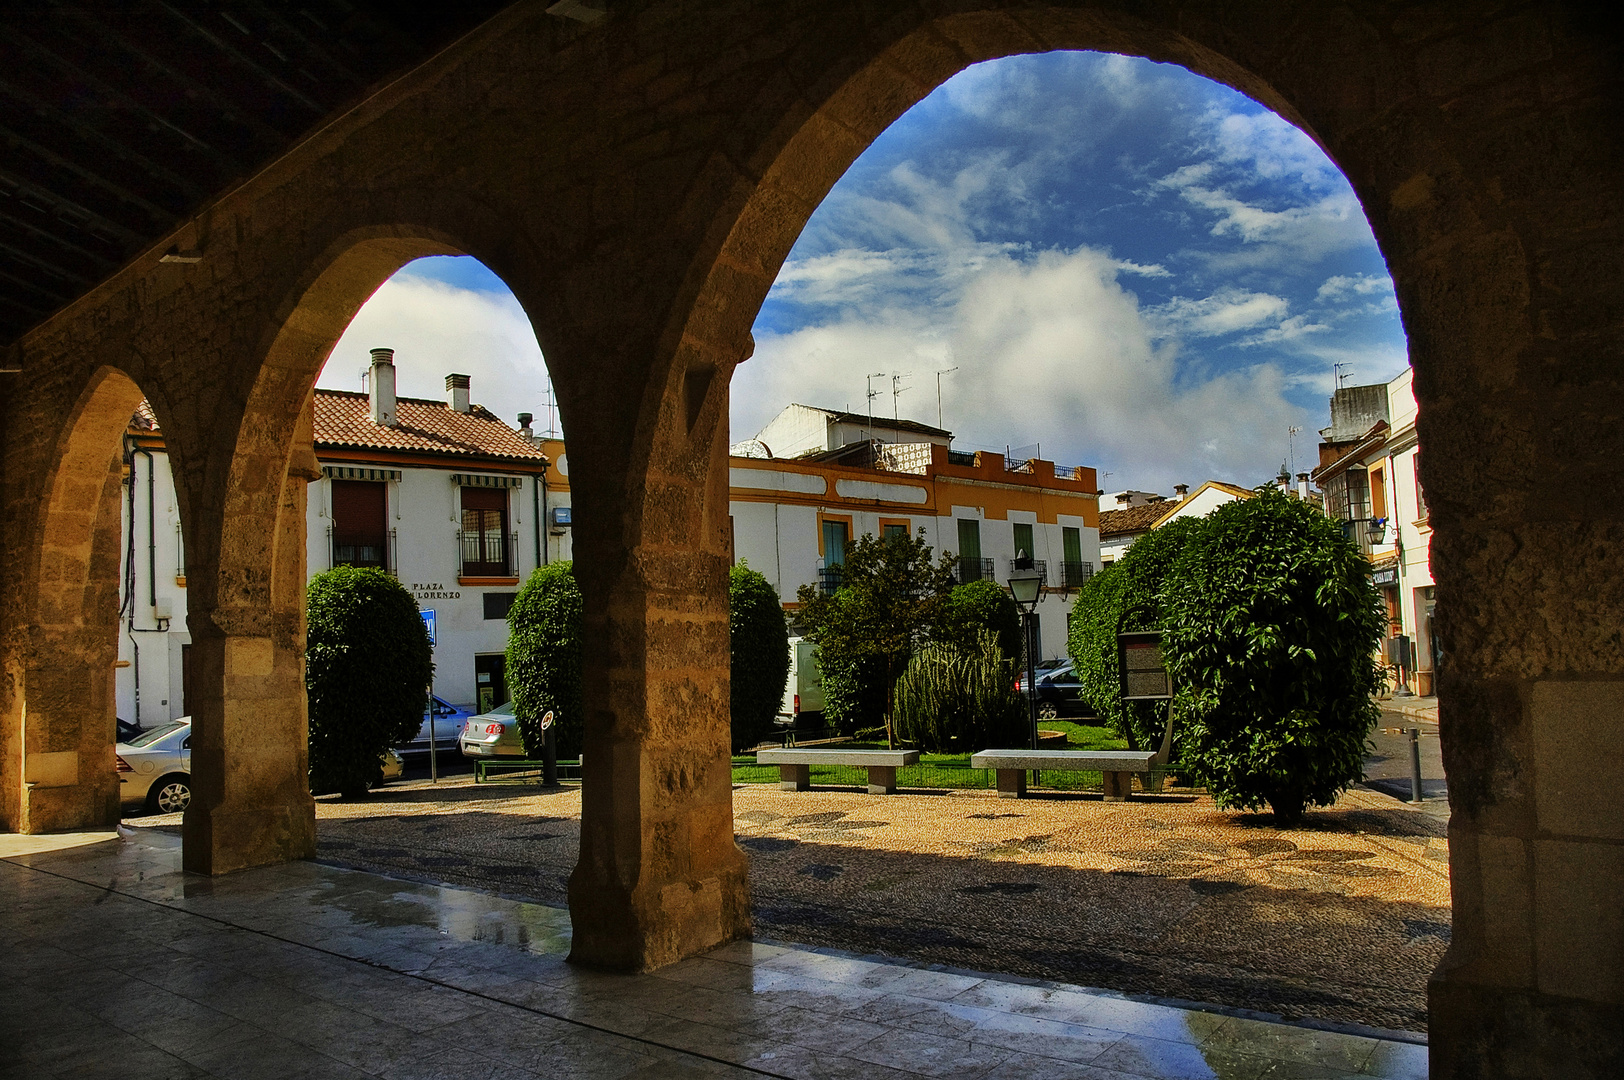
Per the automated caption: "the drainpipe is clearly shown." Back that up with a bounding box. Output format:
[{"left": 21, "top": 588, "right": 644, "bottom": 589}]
[
  {"left": 124, "top": 436, "right": 140, "bottom": 726},
  {"left": 540, "top": 473, "right": 550, "bottom": 566},
  {"left": 535, "top": 474, "right": 544, "bottom": 570},
  {"left": 144, "top": 449, "right": 157, "bottom": 607}
]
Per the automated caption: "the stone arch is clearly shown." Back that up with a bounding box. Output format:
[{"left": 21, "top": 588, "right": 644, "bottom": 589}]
[{"left": 4, "top": 366, "right": 149, "bottom": 833}]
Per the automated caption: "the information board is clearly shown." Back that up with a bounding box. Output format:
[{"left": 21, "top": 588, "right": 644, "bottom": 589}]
[
  {"left": 1119, "top": 631, "right": 1172, "bottom": 700},
  {"left": 420, "top": 609, "right": 436, "bottom": 647}
]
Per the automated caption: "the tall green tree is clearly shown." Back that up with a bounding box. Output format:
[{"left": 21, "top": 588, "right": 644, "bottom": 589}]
[
  {"left": 938, "top": 578, "right": 1022, "bottom": 662},
  {"left": 1161, "top": 488, "right": 1386, "bottom": 824},
  {"left": 505, "top": 561, "right": 584, "bottom": 759},
  {"left": 305, "top": 566, "right": 433, "bottom": 797},
  {"left": 796, "top": 529, "right": 956, "bottom": 747},
  {"left": 729, "top": 561, "right": 790, "bottom": 752},
  {"left": 1067, "top": 516, "right": 1205, "bottom": 749}
]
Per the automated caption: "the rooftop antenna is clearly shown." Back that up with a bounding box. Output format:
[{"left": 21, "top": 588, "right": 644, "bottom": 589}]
[
  {"left": 891, "top": 372, "right": 912, "bottom": 423},
  {"left": 1288, "top": 425, "right": 1303, "bottom": 476},
  {"left": 1333, "top": 362, "right": 1352, "bottom": 389},
  {"left": 935, "top": 366, "right": 958, "bottom": 429},
  {"left": 865, "top": 371, "right": 886, "bottom": 444}
]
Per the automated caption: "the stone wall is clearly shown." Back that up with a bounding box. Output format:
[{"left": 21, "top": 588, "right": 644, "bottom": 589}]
[{"left": 0, "top": 3, "right": 1619, "bottom": 1072}]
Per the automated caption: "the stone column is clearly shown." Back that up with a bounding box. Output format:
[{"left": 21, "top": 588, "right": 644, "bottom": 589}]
[
  {"left": 181, "top": 396, "right": 319, "bottom": 874},
  {"left": 566, "top": 356, "right": 750, "bottom": 971}
]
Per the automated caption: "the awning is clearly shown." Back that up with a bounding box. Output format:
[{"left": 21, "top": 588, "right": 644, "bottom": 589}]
[
  {"left": 321, "top": 466, "right": 401, "bottom": 482},
  {"left": 452, "top": 473, "right": 526, "bottom": 488}
]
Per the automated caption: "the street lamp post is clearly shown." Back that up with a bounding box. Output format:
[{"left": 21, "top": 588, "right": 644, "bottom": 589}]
[{"left": 1008, "top": 551, "right": 1044, "bottom": 751}]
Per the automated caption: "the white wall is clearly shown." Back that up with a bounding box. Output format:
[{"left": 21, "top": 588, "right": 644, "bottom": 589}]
[{"left": 116, "top": 446, "right": 190, "bottom": 726}]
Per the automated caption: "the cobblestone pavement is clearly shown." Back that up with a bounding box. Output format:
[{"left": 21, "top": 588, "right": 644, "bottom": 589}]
[{"left": 132, "top": 781, "right": 1449, "bottom": 1036}]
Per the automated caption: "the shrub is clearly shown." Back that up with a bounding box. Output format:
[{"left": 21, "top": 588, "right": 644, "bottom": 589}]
[
  {"left": 1066, "top": 517, "right": 1205, "bottom": 750},
  {"left": 730, "top": 562, "right": 790, "bottom": 752},
  {"left": 796, "top": 529, "right": 956, "bottom": 746},
  {"left": 505, "top": 561, "right": 584, "bottom": 759},
  {"left": 938, "top": 578, "right": 1022, "bottom": 662},
  {"left": 1161, "top": 488, "right": 1387, "bottom": 824},
  {"left": 892, "top": 630, "right": 1026, "bottom": 752},
  {"left": 305, "top": 566, "right": 433, "bottom": 797}
]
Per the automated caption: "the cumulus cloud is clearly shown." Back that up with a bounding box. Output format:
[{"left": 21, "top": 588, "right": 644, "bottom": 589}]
[
  {"left": 318, "top": 276, "right": 555, "bottom": 430},
  {"left": 735, "top": 247, "right": 1301, "bottom": 492},
  {"left": 1148, "top": 289, "right": 1290, "bottom": 338}
]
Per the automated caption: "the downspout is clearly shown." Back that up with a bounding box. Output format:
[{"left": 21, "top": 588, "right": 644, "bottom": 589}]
[
  {"left": 144, "top": 449, "right": 156, "bottom": 607},
  {"left": 540, "top": 473, "right": 549, "bottom": 566},
  {"left": 123, "top": 436, "right": 140, "bottom": 727}
]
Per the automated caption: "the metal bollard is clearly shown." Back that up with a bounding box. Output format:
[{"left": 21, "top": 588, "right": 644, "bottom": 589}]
[
  {"left": 543, "top": 726, "right": 558, "bottom": 787},
  {"left": 1409, "top": 727, "right": 1424, "bottom": 802}
]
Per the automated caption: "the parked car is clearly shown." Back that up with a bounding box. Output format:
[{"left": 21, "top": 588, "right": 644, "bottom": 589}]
[
  {"left": 117, "top": 717, "right": 191, "bottom": 814},
  {"left": 400, "top": 696, "right": 477, "bottom": 758},
  {"left": 1025, "top": 662, "right": 1095, "bottom": 720},
  {"left": 776, "top": 638, "right": 825, "bottom": 730},
  {"left": 458, "top": 701, "right": 526, "bottom": 758},
  {"left": 117, "top": 717, "right": 144, "bottom": 743},
  {"left": 1016, "top": 657, "right": 1071, "bottom": 694}
]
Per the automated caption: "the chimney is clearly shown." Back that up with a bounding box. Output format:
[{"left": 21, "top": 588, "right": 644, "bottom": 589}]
[
  {"left": 1297, "top": 472, "right": 1310, "bottom": 500},
  {"left": 1116, "top": 493, "right": 1131, "bottom": 506},
  {"left": 1174, "top": 484, "right": 1189, "bottom": 499},
  {"left": 369, "top": 348, "right": 397, "bottom": 426},
  {"left": 446, "top": 373, "right": 471, "bottom": 413},
  {"left": 517, "top": 412, "right": 535, "bottom": 446}
]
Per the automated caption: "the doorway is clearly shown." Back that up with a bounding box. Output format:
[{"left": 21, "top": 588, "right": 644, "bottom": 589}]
[{"left": 474, "top": 653, "right": 508, "bottom": 714}]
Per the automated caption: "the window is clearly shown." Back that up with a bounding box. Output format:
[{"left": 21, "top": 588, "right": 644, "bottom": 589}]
[
  {"left": 955, "top": 518, "right": 989, "bottom": 583},
  {"left": 1060, "top": 526, "right": 1093, "bottom": 587},
  {"left": 881, "top": 522, "right": 908, "bottom": 539},
  {"left": 1371, "top": 465, "right": 1387, "bottom": 520},
  {"left": 483, "top": 592, "right": 517, "bottom": 620},
  {"left": 332, "top": 480, "right": 388, "bottom": 569},
  {"left": 460, "top": 487, "right": 509, "bottom": 576},
  {"left": 1012, "top": 522, "right": 1034, "bottom": 561},
  {"left": 820, "top": 518, "right": 849, "bottom": 594}
]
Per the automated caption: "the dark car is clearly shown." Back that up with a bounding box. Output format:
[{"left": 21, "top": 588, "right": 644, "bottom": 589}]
[
  {"left": 1028, "top": 662, "right": 1093, "bottom": 720},
  {"left": 117, "top": 717, "right": 144, "bottom": 743}
]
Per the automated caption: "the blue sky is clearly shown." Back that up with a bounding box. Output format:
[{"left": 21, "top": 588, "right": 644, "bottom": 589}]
[{"left": 323, "top": 52, "right": 1407, "bottom": 492}]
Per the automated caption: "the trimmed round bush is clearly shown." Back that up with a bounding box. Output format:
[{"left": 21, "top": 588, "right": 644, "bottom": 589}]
[
  {"left": 1161, "top": 488, "right": 1387, "bottom": 824},
  {"left": 305, "top": 566, "right": 433, "bottom": 797},
  {"left": 730, "top": 561, "right": 790, "bottom": 752},
  {"left": 939, "top": 578, "right": 1022, "bottom": 663},
  {"left": 505, "top": 561, "right": 584, "bottom": 759},
  {"left": 1067, "top": 517, "right": 1204, "bottom": 750}
]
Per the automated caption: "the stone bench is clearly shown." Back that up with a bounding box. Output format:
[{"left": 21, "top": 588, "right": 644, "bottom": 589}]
[
  {"left": 971, "top": 714, "right": 1174, "bottom": 801},
  {"left": 756, "top": 748, "right": 920, "bottom": 794}
]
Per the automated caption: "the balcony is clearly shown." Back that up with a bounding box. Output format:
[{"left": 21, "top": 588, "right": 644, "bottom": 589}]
[
  {"left": 956, "top": 557, "right": 995, "bottom": 585},
  {"left": 458, "top": 529, "right": 518, "bottom": 578},
  {"left": 817, "top": 566, "right": 843, "bottom": 595},
  {"left": 1060, "top": 560, "right": 1094, "bottom": 588},
  {"left": 330, "top": 526, "right": 397, "bottom": 575}
]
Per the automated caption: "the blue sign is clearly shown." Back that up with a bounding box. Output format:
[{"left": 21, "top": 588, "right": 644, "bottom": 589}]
[
  {"left": 551, "top": 505, "right": 572, "bottom": 526},
  {"left": 421, "top": 609, "right": 436, "bottom": 646}
]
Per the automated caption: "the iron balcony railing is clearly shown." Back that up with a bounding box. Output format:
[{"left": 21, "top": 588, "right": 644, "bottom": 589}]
[
  {"left": 818, "top": 566, "right": 843, "bottom": 595},
  {"left": 458, "top": 529, "right": 518, "bottom": 577},
  {"left": 330, "top": 525, "right": 397, "bottom": 575},
  {"left": 956, "top": 557, "right": 995, "bottom": 585},
  {"left": 1060, "top": 560, "right": 1095, "bottom": 588},
  {"left": 1006, "top": 558, "right": 1047, "bottom": 585}
]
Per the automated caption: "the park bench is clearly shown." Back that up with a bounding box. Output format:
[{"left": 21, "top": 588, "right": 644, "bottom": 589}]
[
  {"left": 971, "top": 713, "right": 1174, "bottom": 801},
  {"left": 756, "top": 748, "right": 920, "bottom": 795}
]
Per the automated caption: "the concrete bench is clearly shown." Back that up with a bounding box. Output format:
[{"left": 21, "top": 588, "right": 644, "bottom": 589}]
[
  {"left": 971, "top": 714, "right": 1174, "bottom": 801},
  {"left": 756, "top": 748, "right": 920, "bottom": 794}
]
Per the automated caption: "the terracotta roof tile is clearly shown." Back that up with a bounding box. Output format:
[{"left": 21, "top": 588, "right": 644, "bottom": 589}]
[
  {"left": 129, "top": 391, "right": 547, "bottom": 465},
  {"left": 1099, "top": 502, "right": 1172, "bottom": 538},
  {"left": 313, "top": 390, "right": 546, "bottom": 463}
]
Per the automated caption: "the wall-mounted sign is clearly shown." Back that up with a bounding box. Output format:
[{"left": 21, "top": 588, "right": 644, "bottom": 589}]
[
  {"left": 551, "top": 506, "right": 572, "bottom": 527},
  {"left": 420, "top": 609, "right": 436, "bottom": 647},
  {"left": 1119, "top": 631, "right": 1172, "bottom": 700},
  {"left": 1372, "top": 567, "right": 1399, "bottom": 586}
]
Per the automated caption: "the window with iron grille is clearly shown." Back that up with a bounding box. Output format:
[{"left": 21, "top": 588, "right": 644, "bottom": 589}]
[
  {"left": 332, "top": 480, "right": 388, "bottom": 569},
  {"left": 460, "top": 486, "right": 509, "bottom": 576}
]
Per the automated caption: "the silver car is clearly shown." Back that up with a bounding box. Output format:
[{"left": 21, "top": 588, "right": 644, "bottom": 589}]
[
  {"left": 117, "top": 717, "right": 192, "bottom": 814},
  {"left": 458, "top": 701, "right": 526, "bottom": 758}
]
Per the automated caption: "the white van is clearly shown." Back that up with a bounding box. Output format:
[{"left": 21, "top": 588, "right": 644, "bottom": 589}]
[{"left": 777, "top": 637, "right": 825, "bottom": 728}]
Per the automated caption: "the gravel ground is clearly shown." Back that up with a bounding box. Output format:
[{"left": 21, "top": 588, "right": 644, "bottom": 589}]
[{"left": 128, "top": 779, "right": 1448, "bottom": 1034}]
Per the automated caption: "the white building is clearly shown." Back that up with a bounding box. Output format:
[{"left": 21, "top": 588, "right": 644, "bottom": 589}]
[
  {"left": 1311, "top": 368, "right": 1436, "bottom": 694},
  {"left": 116, "top": 350, "right": 550, "bottom": 725}
]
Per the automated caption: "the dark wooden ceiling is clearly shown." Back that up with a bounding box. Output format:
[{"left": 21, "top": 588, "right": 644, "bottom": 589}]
[{"left": 0, "top": 1, "right": 516, "bottom": 346}]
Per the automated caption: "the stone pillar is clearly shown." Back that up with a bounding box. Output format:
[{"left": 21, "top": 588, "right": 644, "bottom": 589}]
[
  {"left": 181, "top": 396, "right": 319, "bottom": 874},
  {"left": 566, "top": 357, "right": 750, "bottom": 972}
]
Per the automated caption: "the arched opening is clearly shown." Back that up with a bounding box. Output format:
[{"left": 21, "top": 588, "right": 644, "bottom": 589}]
[
  {"left": 678, "top": 38, "right": 1437, "bottom": 1033},
  {"left": 5, "top": 366, "right": 154, "bottom": 833}
]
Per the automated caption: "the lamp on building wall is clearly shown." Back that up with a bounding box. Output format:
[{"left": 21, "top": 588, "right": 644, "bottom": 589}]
[{"left": 1008, "top": 551, "right": 1043, "bottom": 751}]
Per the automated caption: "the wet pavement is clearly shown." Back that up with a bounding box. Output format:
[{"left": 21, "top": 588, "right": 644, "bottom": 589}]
[
  {"left": 1362, "top": 712, "right": 1445, "bottom": 818},
  {"left": 2, "top": 827, "right": 1429, "bottom": 1079}
]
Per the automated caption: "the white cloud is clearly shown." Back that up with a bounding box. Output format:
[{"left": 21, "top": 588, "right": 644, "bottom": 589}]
[
  {"left": 735, "top": 247, "right": 1302, "bottom": 492},
  {"left": 1316, "top": 273, "right": 1392, "bottom": 301},
  {"left": 318, "top": 277, "right": 554, "bottom": 430},
  {"left": 1149, "top": 289, "right": 1290, "bottom": 339}
]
